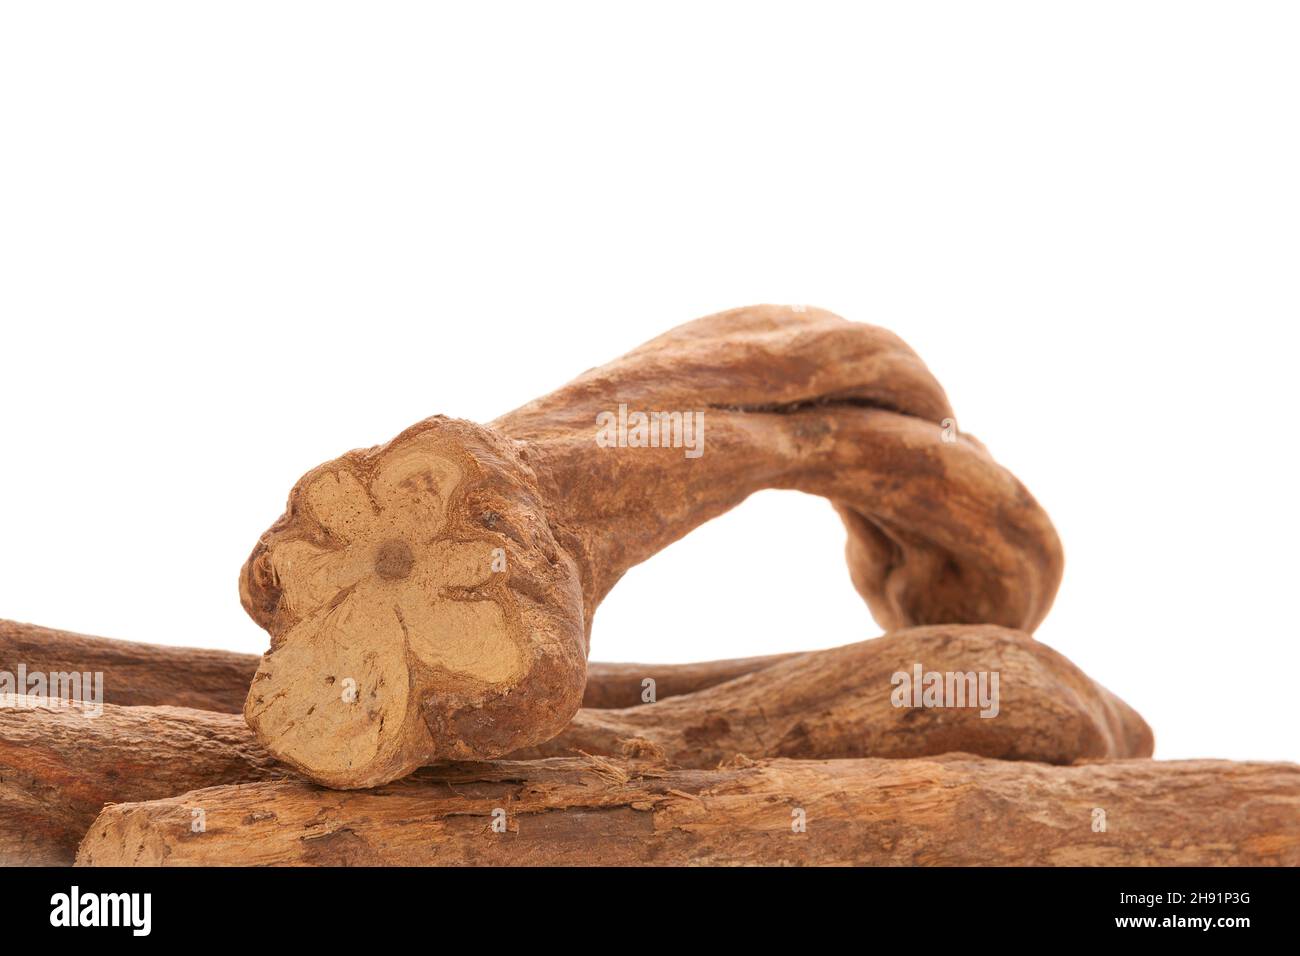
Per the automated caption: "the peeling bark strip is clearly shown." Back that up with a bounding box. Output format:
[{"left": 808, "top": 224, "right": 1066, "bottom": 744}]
[
  {"left": 0, "top": 619, "right": 256, "bottom": 713},
  {"left": 511, "top": 625, "right": 1153, "bottom": 766},
  {"left": 0, "top": 696, "right": 281, "bottom": 866},
  {"left": 240, "top": 305, "right": 1065, "bottom": 787},
  {"left": 0, "top": 617, "right": 789, "bottom": 712},
  {"left": 0, "top": 625, "right": 1151, "bottom": 864},
  {"left": 75, "top": 755, "right": 1300, "bottom": 866}
]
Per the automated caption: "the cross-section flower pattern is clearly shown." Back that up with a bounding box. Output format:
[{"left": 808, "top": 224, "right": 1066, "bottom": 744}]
[{"left": 268, "top": 435, "right": 521, "bottom": 686}]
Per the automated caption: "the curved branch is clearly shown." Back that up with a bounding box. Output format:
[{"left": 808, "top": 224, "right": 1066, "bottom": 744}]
[{"left": 239, "top": 306, "right": 1062, "bottom": 786}]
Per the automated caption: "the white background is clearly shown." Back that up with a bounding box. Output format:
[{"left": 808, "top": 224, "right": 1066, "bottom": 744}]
[{"left": 2, "top": 2, "right": 1296, "bottom": 761}]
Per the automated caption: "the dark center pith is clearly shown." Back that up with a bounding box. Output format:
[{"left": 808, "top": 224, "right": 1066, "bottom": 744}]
[{"left": 374, "top": 539, "right": 415, "bottom": 581}]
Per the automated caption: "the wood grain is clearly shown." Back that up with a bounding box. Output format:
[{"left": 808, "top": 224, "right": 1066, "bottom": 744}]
[
  {"left": 512, "top": 624, "right": 1153, "bottom": 767},
  {"left": 2, "top": 623, "right": 1151, "bottom": 863},
  {"left": 0, "top": 617, "right": 796, "bottom": 711},
  {"left": 0, "top": 619, "right": 255, "bottom": 713},
  {"left": 75, "top": 754, "right": 1300, "bottom": 866},
  {"left": 239, "top": 306, "right": 1065, "bottom": 786},
  {"left": 0, "top": 695, "right": 280, "bottom": 865}
]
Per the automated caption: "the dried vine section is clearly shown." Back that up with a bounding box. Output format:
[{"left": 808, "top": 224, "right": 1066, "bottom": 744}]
[
  {"left": 3, "top": 621, "right": 1158, "bottom": 864},
  {"left": 6, "top": 307, "right": 1296, "bottom": 867},
  {"left": 0, "top": 619, "right": 771, "bottom": 714},
  {"left": 510, "top": 625, "right": 1153, "bottom": 768},
  {"left": 6, "top": 624, "right": 1289, "bottom": 867},
  {"left": 240, "top": 306, "right": 1065, "bottom": 788},
  {"left": 0, "top": 619, "right": 256, "bottom": 713},
  {"left": 1, "top": 279, "right": 1296, "bottom": 868},
  {"left": 77, "top": 755, "right": 1300, "bottom": 867},
  {"left": 0, "top": 620, "right": 802, "bottom": 865}
]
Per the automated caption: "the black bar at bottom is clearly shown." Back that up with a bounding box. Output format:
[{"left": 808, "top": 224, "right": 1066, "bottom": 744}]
[{"left": 0, "top": 865, "right": 1288, "bottom": 941}]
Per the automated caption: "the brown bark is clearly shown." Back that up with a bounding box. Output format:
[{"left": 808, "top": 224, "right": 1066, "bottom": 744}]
[
  {"left": 0, "top": 695, "right": 281, "bottom": 866},
  {"left": 0, "top": 618, "right": 256, "bottom": 713},
  {"left": 512, "top": 625, "right": 1152, "bottom": 766},
  {"left": 238, "top": 306, "right": 1065, "bottom": 787},
  {"left": 1, "top": 624, "right": 1151, "bottom": 863},
  {"left": 75, "top": 754, "right": 1300, "bottom": 866},
  {"left": 0, "top": 617, "right": 791, "bottom": 712},
  {"left": 582, "top": 651, "right": 797, "bottom": 708}
]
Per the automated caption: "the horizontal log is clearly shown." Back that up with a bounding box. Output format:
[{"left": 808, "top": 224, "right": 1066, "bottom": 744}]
[
  {"left": 1, "top": 625, "right": 1152, "bottom": 863},
  {"left": 75, "top": 754, "right": 1300, "bottom": 866},
  {"left": 0, "top": 619, "right": 256, "bottom": 712},
  {"left": 0, "top": 618, "right": 777, "bottom": 712},
  {"left": 0, "top": 695, "right": 281, "bottom": 865},
  {"left": 515, "top": 625, "right": 1153, "bottom": 766}
]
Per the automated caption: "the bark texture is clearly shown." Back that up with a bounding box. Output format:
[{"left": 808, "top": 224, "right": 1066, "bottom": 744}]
[
  {"left": 239, "top": 306, "right": 1065, "bottom": 787},
  {"left": 1, "top": 624, "right": 1151, "bottom": 863},
  {"left": 0, "top": 695, "right": 281, "bottom": 865},
  {"left": 0, "top": 619, "right": 256, "bottom": 712},
  {"left": 511, "top": 625, "right": 1152, "bottom": 766},
  {"left": 75, "top": 754, "right": 1300, "bottom": 866},
  {"left": 0, "top": 617, "right": 794, "bottom": 711},
  {"left": 581, "top": 651, "right": 797, "bottom": 709}
]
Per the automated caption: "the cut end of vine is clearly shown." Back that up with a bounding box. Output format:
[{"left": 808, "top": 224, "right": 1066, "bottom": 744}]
[{"left": 239, "top": 417, "right": 587, "bottom": 788}]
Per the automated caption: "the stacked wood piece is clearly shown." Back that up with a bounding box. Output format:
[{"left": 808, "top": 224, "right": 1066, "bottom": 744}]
[
  {"left": 3, "top": 618, "right": 1297, "bottom": 866},
  {"left": 1, "top": 307, "right": 1296, "bottom": 866},
  {"left": 236, "top": 306, "right": 1066, "bottom": 787}
]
